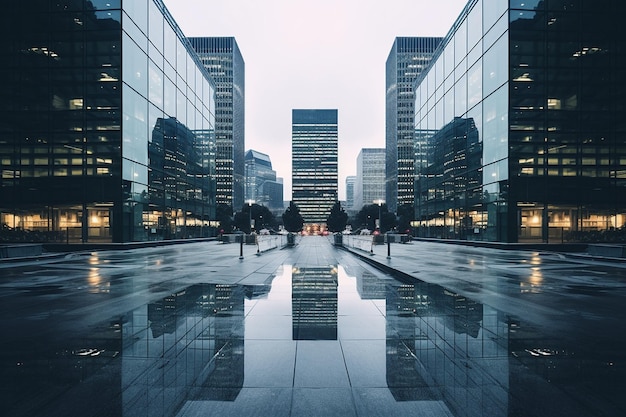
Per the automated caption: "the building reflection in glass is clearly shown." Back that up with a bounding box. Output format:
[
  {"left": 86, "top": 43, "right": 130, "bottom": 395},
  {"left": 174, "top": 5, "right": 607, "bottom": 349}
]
[
  {"left": 415, "top": 117, "right": 483, "bottom": 240},
  {"left": 291, "top": 266, "right": 338, "bottom": 340},
  {"left": 0, "top": 1, "right": 217, "bottom": 243}
]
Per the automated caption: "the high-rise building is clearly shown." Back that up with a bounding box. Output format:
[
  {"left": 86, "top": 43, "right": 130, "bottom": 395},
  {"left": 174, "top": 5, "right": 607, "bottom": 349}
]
[
  {"left": 292, "top": 109, "right": 338, "bottom": 229},
  {"left": 413, "top": 0, "right": 626, "bottom": 243},
  {"left": 386, "top": 37, "right": 442, "bottom": 213},
  {"left": 189, "top": 37, "right": 245, "bottom": 210},
  {"left": 345, "top": 176, "right": 356, "bottom": 212},
  {"left": 0, "top": 0, "right": 217, "bottom": 243},
  {"left": 244, "top": 150, "right": 283, "bottom": 210},
  {"left": 354, "top": 149, "right": 386, "bottom": 210}
]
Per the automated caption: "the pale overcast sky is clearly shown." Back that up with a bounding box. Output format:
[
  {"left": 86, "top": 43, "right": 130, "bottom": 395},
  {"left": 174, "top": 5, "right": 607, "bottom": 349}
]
[{"left": 162, "top": 0, "right": 468, "bottom": 201}]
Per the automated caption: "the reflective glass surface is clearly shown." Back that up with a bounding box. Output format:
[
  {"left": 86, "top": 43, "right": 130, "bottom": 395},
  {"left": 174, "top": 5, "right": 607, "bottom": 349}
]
[
  {"left": 413, "top": 1, "right": 625, "bottom": 243},
  {"left": 1, "top": 238, "right": 625, "bottom": 416},
  {"left": 0, "top": 1, "right": 216, "bottom": 243}
]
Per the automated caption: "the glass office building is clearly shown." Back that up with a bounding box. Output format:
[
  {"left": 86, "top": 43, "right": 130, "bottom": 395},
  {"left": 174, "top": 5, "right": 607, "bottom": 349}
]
[
  {"left": 292, "top": 109, "right": 338, "bottom": 230},
  {"left": 414, "top": 0, "right": 626, "bottom": 243},
  {"left": 0, "top": 0, "right": 216, "bottom": 243},
  {"left": 386, "top": 37, "right": 442, "bottom": 213},
  {"left": 188, "top": 37, "right": 245, "bottom": 210},
  {"left": 244, "top": 149, "right": 283, "bottom": 210},
  {"left": 354, "top": 148, "right": 386, "bottom": 210}
]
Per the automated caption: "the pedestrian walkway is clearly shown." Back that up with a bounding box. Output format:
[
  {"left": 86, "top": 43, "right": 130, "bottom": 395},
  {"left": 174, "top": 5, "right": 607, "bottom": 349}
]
[{"left": 1, "top": 236, "right": 625, "bottom": 417}]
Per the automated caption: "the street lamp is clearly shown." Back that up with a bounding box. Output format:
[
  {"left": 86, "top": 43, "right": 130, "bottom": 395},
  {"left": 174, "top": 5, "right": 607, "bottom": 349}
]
[
  {"left": 246, "top": 199, "right": 255, "bottom": 233},
  {"left": 374, "top": 199, "right": 385, "bottom": 231}
]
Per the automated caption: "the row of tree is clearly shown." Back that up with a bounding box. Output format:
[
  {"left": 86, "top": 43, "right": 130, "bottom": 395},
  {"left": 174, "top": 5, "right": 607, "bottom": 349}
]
[{"left": 217, "top": 201, "right": 414, "bottom": 235}]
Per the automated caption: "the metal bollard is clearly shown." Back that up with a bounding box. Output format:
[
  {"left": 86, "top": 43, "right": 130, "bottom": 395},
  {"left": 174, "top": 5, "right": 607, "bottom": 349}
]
[
  {"left": 387, "top": 234, "right": 391, "bottom": 259},
  {"left": 239, "top": 235, "right": 244, "bottom": 259}
]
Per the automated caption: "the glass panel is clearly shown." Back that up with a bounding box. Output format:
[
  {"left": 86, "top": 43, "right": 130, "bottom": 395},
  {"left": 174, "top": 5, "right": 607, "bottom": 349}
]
[
  {"left": 122, "top": 0, "right": 147, "bottom": 33},
  {"left": 122, "top": 12, "right": 147, "bottom": 53},
  {"left": 483, "top": 0, "right": 508, "bottom": 32},
  {"left": 511, "top": 0, "right": 544, "bottom": 9},
  {"left": 148, "top": 0, "right": 164, "bottom": 54},
  {"left": 444, "top": 40, "right": 455, "bottom": 80},
  {"left": 163, "top": 75, "right": 176, "bottom": 118},
  {"left": 163, "top": 21, "right": 177, "bottom": 68},
  {"left": 454, "top": 19, "right": 467, "bottom": 68},
  {"left": 483, "top": 32, "right": 508, "bottom": 97},
  {"left": 483, "top": 10, "right": 508, "bottom": 51},
  {"left": 455, "top": 74, "right": 467, "bottom": 117},
  {"left": 482, "top": 85, "right": 508, "bottom": 165},
  {"left": 90, "top": 0, "right": 122, "bottom": 9},
  {"left": 468, "top": 59, "right": 483, "bottom": 110},
  {"left": 122, "top": 85, "right": 148, "bottom": 166},
  {"left": 148, "top": 58, "right": 163, "bottom": 109},
  {"left": 122, "top": 33, "right": 148, "bottom": 98}
]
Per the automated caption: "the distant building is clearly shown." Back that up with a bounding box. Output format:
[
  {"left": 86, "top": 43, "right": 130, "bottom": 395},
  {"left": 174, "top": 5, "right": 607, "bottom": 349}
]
[
  {"left": 244, "top": 150, "right": 283, "bottom": 210},
  {"left": 291, "top": 109, "right": 338, "bottom": 230},
  {"left": 354, "top": 149, "right": 386, "bottom": 210},
  {"left": 345, "top": 176, "right": 356, "bottom": 212},
  {"left": 0, "top": 0, "right": 217, "bottom": 243},
  {"left": 189, "top": 37, "right": 245, "bottom": 210},
  {"left": 386, "top": 37, "right": 442, "bottom": 213},
  {"left": 413, "top": 0, "right": 626, "bottom": 243}
]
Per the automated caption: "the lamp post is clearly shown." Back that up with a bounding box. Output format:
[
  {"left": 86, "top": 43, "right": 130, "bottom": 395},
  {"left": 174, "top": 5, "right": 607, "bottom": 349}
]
[
  {"left": 246, "top": 199, "right": 254, "bottom": 233},
  {"left": 374, "top": 199, "right": 385, "bottom": 231}
]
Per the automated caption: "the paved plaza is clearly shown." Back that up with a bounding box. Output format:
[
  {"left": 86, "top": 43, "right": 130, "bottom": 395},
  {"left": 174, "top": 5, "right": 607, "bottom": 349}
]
[{"left": 1, "top": 236, "right": 625, "bottom": 416}]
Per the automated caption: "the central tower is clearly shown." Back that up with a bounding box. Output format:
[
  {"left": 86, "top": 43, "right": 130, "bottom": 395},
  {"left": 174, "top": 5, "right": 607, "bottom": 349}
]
[{"left": 291, "top": 109, "right": 338, "bottom": 232}]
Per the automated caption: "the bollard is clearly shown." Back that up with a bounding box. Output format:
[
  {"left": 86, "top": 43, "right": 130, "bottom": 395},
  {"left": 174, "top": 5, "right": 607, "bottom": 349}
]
[
  {"left": 239, "top": 235, "right": 244, "bottom": 259},
  {"left": 387, "top": 233, "right": 391, "bottom": 259},
  {"left": 370, "top": 236, "right": 374, "bottom": 256}
]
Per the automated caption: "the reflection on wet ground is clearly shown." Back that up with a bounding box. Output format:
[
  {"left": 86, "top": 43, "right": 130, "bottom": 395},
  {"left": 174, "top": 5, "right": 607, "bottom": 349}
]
[{"left": 0, "top": 238, "right": 625, "bottom": 416}]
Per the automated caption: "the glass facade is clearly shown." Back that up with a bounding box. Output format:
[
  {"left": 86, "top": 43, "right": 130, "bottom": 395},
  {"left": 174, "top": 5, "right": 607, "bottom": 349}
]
[
  {"left": 244, "top": 149, "right": 283, "bottom": 210},
  {"left": 345, "top": 176, "right": 356, "bottom": 212},
  {"left": 354, "top": 148, "right": 386, "bottom": 210},
  {"left": 0, "top": 0, "right": 216, "bottom": 243},
  {"left": 414, "top": 0, "right": 626, "bottom": 243},
  {"left": 188, "top": 37, "right": 245, "bottom": 210},
  {"left": 386, "top": 37, "right": 442, "bottom": 213},
  {"left": 292, "top": 109, "right": 338, "bottom": 228}
]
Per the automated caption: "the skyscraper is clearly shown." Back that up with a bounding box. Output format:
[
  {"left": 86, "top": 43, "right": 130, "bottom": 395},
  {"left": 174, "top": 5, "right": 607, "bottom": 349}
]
[
  {"left": 0, "top": 0, "right": 217, "bottom": 243},
  {"left": 188, "top": 37, "right": 245, "bottom": 210},
  {"left": 386, "top": 37, "right": 442, "bottom": 213},
  {"left": 345, "top": 176, "right": 356, "bottom": 212},
  {"left": 244, "top": 150, "right": 283, "bottom": 210},
  {"left": 292, "top": 109, "right": 338, "bottom": 230},
  {"left": 354, "top": 149, "right": 386, "bottom": 210},
  {"left": 413, "top": 0, "right": 626, "bottom": 243}
]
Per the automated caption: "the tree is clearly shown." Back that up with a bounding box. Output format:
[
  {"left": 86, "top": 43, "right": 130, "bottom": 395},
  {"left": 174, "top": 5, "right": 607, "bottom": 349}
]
[
  {"left": 355, "top": 203, "right": 397, "bottom": 233},
  {"left": 233, "top": 203, "right": 276, "bottom": 233},
  {"left": 216, "top": 203, "right": 233, "bottom": 233},
  {"left": 282, "top": 201, "right": 304, "bottom": 233},
  {"left": 326, "top": 201, "right": 348, "bottom": 232},
  {"left": 397, "top": 203, "right": 414, "bottom": 234}
]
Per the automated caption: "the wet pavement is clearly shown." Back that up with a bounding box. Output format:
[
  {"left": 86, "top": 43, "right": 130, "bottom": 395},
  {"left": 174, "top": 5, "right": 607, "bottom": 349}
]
[{"left": 1, "top": 236, "right": 625, "bottom": 416}]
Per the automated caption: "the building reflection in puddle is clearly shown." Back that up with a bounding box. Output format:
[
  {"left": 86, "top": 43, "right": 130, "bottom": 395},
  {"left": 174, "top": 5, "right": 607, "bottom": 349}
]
[
  {"left": 291, "top": 266, "right": 338, "bottom": 340},
  {"left": 7, "top": 262, "right": 618, "bottom": 417},
  {"left": 381, "top": 275, "right": 508, "bottom": 415},
  {"left": 121, "top": 283, "right": 248, "bottom": 415}
]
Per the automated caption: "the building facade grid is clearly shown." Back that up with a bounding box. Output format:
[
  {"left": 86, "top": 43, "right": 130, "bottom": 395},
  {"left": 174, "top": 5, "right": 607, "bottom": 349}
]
[
  {"left": 291, "top": 109, "right": 338, "bottom": 229},
  {"left": 354, "top": 149, "right": 386, "bottom": 210},
  {"left": 188, "top": 36, "right": 245, "bottom": 210},
  {"left": 386, "top": 37, "right": 443, "bottom": 213},
  {"left": 0, "top": 0, "right": 218, "bottom": 243},
  {"left": 413, "top": 0, "right": 626, "bottom": 243}
]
